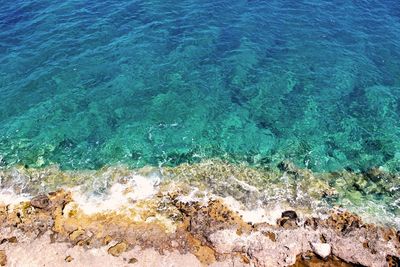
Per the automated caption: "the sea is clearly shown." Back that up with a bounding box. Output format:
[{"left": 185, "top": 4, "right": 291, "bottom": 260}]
[{"left": 1, "top": 0, "right": 400, "bottom": 226}]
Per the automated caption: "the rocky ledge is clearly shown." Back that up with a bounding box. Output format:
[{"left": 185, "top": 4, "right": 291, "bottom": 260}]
[{"left": 0, "top": 187, "right": 398, "bottom": 267}]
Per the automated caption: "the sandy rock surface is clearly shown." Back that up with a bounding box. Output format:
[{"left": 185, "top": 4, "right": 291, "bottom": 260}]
[{"left": 0, "top": 187, "right": 398, "bottom": 267}]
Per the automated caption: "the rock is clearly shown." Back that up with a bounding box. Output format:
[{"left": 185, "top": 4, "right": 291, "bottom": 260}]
[
  {"left": 278, "top": 160, "right": 298, "bottom": 173},
  {"left": 175, "top": 198, "right": 252, "bottom": 240},
  {"left": 364, "top": 167, "right": 385, "bottom": 182},
  {"left": 322, "top": 209, "right": 362, "bottom": 234},
  {"left": 278, "top": 210, "right": 298, "bottom": 228},
  {"left": 69, "top": 229, "right": 85, "bottom": 242},
  {"left": 8, "top": 236, "right": 17, "bottom": 243},
  {"left": 0, "top": 250, "right": 6, "bottom": 266},
  {"left": 103, "top": 235, "right": 112, "bottom": 245},
  {"left": 282, "top": 210, "right": 297, "bottom": 220},
  {"left": 0, "top": 176, "right": 398, "bottom": 267},
  {"left": 387, "top": 255, "right": 400, "bottom": 267},
  {"left": 304, "top": 218, "right": 319, "bottom": 230},
  {"left": 294, "top": 252, "right": 352, "bottom": 266},
  {"left": 30, "top": 195, "right": 50, "bottom": 209},
  {"left": 278, "top": 217, "right": 298, "bottom": 229},
  {"left": 108, "top": 242, "right": 128, "bottom": 257},
  {"left": 311, "top": 242, "right": 331, "bottom": 258},
  {"left": 263, "top": 231, "right": 276, "bottom": 242},
  {"left": 128, "top": 257, "right": 138, "bottom": 264}
]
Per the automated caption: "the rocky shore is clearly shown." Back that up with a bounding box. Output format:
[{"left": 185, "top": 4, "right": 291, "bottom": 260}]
[
  {"left": 0, "top": 188, "right": 398, "bottom": 266},
  {"left": 0, "top": 160, "right": 399, "bottom": 266}
]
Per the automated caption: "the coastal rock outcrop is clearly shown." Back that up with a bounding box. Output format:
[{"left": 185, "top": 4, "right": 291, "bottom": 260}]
[{"left": 0, "top": 187, "right": 398, "bottom": 266}]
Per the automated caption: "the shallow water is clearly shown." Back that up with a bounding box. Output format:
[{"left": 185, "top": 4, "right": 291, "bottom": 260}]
[
  {"left": 1, "top": 0, "right": 400, "bottom": 172},
  {"left": 1, "top": 1, "right": 400, "bottom": 227}
]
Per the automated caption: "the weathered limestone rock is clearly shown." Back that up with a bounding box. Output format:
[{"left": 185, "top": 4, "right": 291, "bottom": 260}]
[
  {"left": 310, "top": 242, "right": 331, "bottom": 258},
  {"left": 0, "top": 186, "right": 398, "bottom": 266},
  {"left": 108, "top": 242, "right": 128, "bottom": 257}
]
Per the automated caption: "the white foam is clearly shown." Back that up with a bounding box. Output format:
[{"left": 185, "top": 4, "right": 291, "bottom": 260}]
[
  {"left": 0, "top": 189, "right": 30, "bottom": 206},
  {"left": 221, "top": 196, "right": 283, "bottom": 225},
  {"left": 175, "top": 187, "right": 211, "bottom": 204},
  {"left": 71, "top": 174, "right": 158, "bottom": 215},
  {"left": 230, "top": 176, "right": 259, "bottom": 192}
]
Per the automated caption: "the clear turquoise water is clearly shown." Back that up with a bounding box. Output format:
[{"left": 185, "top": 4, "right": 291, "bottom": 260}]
[{"left": 1, "top": 0, "right": 400, "bottom": 172}]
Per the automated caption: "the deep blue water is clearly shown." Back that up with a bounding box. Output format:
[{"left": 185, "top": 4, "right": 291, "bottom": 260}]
[{"left": 1, "top": 0, "right": 400, "bottom": 172}]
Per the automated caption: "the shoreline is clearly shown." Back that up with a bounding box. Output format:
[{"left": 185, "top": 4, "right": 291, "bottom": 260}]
[
  {"left": 0, "top": 160, "right": 399, "bottom": 266},
  {"left": 0, "top": 187, "right": 399, "bottom": 266},
  {"left": 0, "top": 159, "right": 398, "bottom": 228}
]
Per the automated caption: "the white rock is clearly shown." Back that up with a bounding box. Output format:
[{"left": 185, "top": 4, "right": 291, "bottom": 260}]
[{"left": 311, "top": 242, "right": 331, "bottom": 258}]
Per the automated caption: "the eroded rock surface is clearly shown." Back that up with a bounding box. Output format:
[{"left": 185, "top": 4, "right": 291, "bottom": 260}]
[{"left": 0, "top": 187, "right": 398, "bottom": 266}]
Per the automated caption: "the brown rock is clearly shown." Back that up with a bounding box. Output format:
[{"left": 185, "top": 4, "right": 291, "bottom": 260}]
[
  {"left": 387, "top": 255, "right": 400, "bottom": 267},
  {"left": 293, "top": 252, "right": 353, "bottom": 267},
  {"left": 8, "top": 236, "right": 17, "bottom": 243},
  {"left": 0, "top": 250, "right": 6, "bottom": 266},
  {"left": 108, "top": 242, "right": 128, "bottom": 257},
  {"left": 30, "top": 195, "right": 51, "bottom": 209},
  {"left": 186, "top": 233, "right": 216, "bottom": 265},
  {"left": 194, "top": 245, "right": 216, "bottom": 265},
  {"left": 263, "top": 231, "right": 276, "bottom": 242},
  {"left": 282, "top": 210, "right": 298, "bottom": 220},
  {"left": 383, "top": 228, "right": 397, "bottom": 242},
  {"left": 177, "top": 199, "right": 252, "bottom": 240},
  {"left": 278, "top": 210, "right": 299, "bottom": 229},
  {"left": 278, "top": 217, "right": 298, "bottom": 229},
  {"left": 304, "top": 218, "right": 319, "bottom": 230},
  {"left": 128, "top": 257, "right": 138, "bottom": 264},
  {"left": 65, "top": 255, "right": 74, "bottom": 262},
  {"left": 103, "top": 235, "right": 113, "bottom": 245},
  {"left": 322, "top": 209, "right": 362, "bottom": 234},
  {"left": 241, "top": 254, "right": 250, "bottom": 264},
  {"left": 69, "top": 229, "right": 85, "bottom": 242}
]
